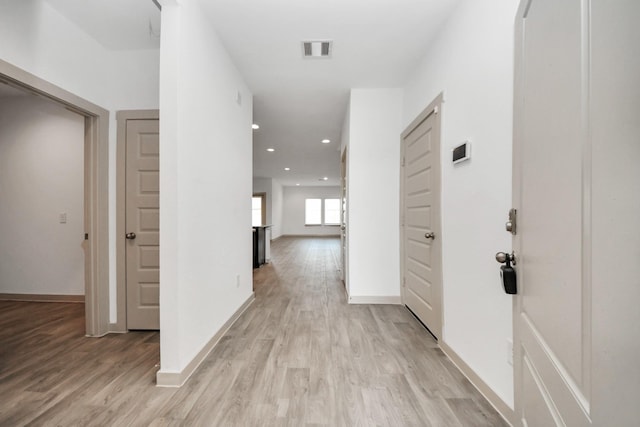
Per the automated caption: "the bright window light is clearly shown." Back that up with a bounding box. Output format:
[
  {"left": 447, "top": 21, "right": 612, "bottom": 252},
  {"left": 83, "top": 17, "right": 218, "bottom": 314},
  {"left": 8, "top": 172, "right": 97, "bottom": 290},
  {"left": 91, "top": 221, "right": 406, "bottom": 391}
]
[
  {"left": 252, "top": 197, "right": 263, "bottom": 226},
  {"left": 324, "top": 199, "right": 341, "bottom": 225},
  {"left": 305, "top": 199, "right": 322, "bottom": 225}
]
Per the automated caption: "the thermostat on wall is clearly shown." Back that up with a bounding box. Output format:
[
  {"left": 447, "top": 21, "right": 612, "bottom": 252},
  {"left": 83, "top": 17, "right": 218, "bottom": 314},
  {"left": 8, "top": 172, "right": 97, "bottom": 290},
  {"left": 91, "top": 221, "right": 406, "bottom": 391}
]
[{"left": 452, "top": 141, "right": 471, "bottom": 164}]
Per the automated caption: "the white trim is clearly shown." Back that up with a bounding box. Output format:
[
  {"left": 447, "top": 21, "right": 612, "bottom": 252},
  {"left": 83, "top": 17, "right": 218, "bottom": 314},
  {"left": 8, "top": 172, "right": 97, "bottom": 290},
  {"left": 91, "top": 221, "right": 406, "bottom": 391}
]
[
  {"left": 0, "top": 293, "right": 84, "bottom": 303},
  {"left": 281, "top": 234, "right": 340, "bottom": 238},
  {"left": 156, "top": 293, "right": 255, "bottom": 387},
  {"left": 347, "top": 295, "right": 402, "bottom": 305},
  {"left": 439, "top": 341, "right": 514, "bottom": 426}
]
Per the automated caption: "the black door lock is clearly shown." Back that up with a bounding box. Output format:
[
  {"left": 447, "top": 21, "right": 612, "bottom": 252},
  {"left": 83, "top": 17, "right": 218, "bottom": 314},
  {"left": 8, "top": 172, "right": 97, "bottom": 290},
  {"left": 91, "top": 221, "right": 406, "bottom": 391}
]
[{"left": 496, "top": 252, "right": 517, "bottom": 295}]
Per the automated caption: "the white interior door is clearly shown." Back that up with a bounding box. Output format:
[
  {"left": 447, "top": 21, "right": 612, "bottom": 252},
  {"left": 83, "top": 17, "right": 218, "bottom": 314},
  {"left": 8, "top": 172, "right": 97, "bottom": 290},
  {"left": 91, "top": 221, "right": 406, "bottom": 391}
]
[
  {"left": 125, "top": 119, "right": 160, "bottom": 330},
  {"left": 401, "top": 96, "right": 442, "bottom": 339},
  {"left": 513, "top": 0, "right": 590, "bottom": 424},
  {"left": 513, "top": 1, "right": 640, "bottom": 425}
]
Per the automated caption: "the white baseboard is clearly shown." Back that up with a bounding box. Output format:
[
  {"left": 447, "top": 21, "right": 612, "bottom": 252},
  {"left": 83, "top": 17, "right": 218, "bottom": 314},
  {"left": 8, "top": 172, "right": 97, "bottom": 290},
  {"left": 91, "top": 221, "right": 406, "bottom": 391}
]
[
  {"left": 280, "top": 234, "right": 341, "bottom": 238},
  {"left": 439, "top": 341, "right": 514, "bottom": 426},
  {"left": 347, "top": 295, "right": 402, "bottom": 305},
  {"left": 156, "top": 292, "right": 255, "bottom": 387},
  {"left": 108, "top": 323, "right": 127, "bottom": 333},
  {"left": 0, "top": 293, "right": 84, "bottom": 303}
]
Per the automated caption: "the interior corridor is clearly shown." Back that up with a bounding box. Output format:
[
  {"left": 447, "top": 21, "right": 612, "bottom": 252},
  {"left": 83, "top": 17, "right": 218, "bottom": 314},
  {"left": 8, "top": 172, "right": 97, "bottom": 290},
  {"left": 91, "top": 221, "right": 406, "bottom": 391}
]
[{"left": 0, "top": 237, "right": 506, "bottom": 426}]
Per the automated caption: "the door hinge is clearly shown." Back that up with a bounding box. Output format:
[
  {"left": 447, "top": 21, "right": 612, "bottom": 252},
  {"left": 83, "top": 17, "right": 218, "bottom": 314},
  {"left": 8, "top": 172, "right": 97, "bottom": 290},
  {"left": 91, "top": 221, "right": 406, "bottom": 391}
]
[
  {"left": 401, "top": 156, "right": 405, "bottom": 167},
  {"left": 434, "top": 106, "right": 439, "bottom": 115},
  {"left": 84, "top": 233, "right": 89, "bottom": 240},
  {"left": 506, "top": 208, "right": 517, "bottom": 235}
]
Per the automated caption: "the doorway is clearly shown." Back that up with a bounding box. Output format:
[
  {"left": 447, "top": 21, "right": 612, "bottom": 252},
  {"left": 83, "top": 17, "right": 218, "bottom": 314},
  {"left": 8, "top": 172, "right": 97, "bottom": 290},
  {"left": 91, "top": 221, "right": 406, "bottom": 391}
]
[
  {"left": 340, "top": 148, "right": 348, "bottom": 287},
  {"left": 400, "top": 93, "right": 443, "bottom": 340},
  {"left": 0, "top": 87, "right": 84, "bottom": 302},
  {"left": 0, "top": 59, "right": 110, "bottom": 337}
]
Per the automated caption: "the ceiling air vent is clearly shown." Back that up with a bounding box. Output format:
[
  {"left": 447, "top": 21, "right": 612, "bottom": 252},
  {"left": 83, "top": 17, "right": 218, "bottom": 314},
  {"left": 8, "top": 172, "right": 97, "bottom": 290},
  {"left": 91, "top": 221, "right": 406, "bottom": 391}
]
[{"left": 302, "top": 40, "right": 332, "bottom": 58}]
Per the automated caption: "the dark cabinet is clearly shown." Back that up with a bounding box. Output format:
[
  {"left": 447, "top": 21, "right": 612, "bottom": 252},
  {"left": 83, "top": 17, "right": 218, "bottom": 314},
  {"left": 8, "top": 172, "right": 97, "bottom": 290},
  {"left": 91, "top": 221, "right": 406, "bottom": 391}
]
[{"left": 253, "top": 226, "right": 266, "bottom": 268}]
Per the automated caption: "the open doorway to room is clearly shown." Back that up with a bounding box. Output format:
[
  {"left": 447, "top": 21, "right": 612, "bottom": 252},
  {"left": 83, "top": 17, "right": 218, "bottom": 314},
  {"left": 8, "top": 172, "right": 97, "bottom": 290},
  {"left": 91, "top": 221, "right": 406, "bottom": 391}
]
[
  {"left": 0, "top": 60, "right": 110, "bottom": 337},
  {"left": 0, "top": 83, "right": 85, "bottom": 304}
]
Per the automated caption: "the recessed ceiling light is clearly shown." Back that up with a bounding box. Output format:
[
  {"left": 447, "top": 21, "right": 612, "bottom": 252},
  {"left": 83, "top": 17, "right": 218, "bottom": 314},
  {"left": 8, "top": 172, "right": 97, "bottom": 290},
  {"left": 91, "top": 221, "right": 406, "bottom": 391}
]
[
  {"left": 296, "top": 183, "right": 300, "bottom": 186},
  {"left": 322, "top": 139, "right": 330, "bottom": 144},
  {"left": 284, "top": 167, "right": 291, "bottom": 171},
  {"left": 252, "top": 124, "right": 260, "bottom": 130},
  {"left": 266, "top": 148, "right": 275, "bottom": 152},
  {"left": 323, "top": 177, "right": 328, "bottom": 181}
]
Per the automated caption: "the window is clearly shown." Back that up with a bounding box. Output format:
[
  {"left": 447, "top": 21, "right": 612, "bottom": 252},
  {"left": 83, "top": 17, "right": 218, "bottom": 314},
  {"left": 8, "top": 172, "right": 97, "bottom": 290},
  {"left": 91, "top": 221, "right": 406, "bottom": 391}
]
[
  {"left": 252, "top": 195, "right": 266, "bottom": 226},
  {"left": 305, "top": 198, "right": 340, "bottom": 225},
  {"left": 324, "top": 199, "right": 340, "bottom": 225},
  {"left": 305, "top": 198, "right": 322, "bottom": 225}
]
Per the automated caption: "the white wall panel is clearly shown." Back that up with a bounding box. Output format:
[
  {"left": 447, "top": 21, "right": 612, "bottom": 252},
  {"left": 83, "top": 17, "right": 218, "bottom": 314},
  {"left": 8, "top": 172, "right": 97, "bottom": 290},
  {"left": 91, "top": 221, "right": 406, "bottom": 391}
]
[
  {"left": 0, "top": 96, "right": 84, "bottom": 295},
  {"left": 403, "top": 0, "right": 519, "bottom": 408}
]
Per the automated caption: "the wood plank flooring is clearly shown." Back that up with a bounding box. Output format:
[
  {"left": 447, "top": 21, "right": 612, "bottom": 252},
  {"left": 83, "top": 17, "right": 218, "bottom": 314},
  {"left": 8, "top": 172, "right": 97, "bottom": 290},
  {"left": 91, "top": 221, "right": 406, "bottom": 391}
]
[{"left": 0, "top": 237, "right": 508, "bottom": 426}]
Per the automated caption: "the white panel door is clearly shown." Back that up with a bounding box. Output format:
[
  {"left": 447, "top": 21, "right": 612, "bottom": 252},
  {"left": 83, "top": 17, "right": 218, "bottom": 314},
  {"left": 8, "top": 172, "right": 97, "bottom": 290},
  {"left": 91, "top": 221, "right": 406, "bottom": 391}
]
[
  {"left": 126, "top": 119, "right": 160, "bottom": 330},
  {"left": 402, "top": 97, "right": 442, "bottom": 339},
  {"left": 513, "top": 0, "right": 590, "bottom": 424}
]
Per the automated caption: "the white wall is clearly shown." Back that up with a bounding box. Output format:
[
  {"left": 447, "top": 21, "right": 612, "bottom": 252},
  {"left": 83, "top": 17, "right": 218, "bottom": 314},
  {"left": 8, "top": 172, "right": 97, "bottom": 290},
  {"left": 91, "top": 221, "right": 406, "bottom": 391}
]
[
  {"left": 159, "top": 0, "right": 253, "bottom": 376},
  {"left": 403, "top": 0, "right": 518, "bottom": 408},
  {"left": 0, "top": 0, "right": 160, "bottom": 321},
  {"left": 0, "top": 95, "right": 84, "bottom": 295},
  {"left": 591, "top": 3, "right": 640, "bottom": 423},
  {"left": 346, "top": 88, "right": 403, "bottom": 302},
  {"left": 282, "top": 186, "right": 341, "bottom": 236},
  {"left": 0, "top": 2, "right": 159, "bottom": 111}
]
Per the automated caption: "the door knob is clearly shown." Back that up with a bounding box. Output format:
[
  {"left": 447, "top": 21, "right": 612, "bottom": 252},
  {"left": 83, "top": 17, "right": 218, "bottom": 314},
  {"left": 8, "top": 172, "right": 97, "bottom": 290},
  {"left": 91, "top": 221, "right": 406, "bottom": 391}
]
[
  {"left": 125, "top": 232, "right": 137, "bottom": 240},
  {"left": 424, "top": 232, "right": 435, "bottom": 240},
  {"left": 495, "top": 251, "right": 516, "bottom": 265}
]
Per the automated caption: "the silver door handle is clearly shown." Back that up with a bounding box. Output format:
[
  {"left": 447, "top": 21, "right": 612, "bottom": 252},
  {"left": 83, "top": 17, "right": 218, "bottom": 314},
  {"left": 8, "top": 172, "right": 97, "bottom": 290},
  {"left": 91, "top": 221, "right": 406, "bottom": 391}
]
[
  {"left": 125, "top": 232, "right": 137, "bottom": 240},
  {"left": 495, "top": 251, "right": 516, "bottom": 265},
  {"left": 424, "top": 232, "right": 435, "bottom": 240}
]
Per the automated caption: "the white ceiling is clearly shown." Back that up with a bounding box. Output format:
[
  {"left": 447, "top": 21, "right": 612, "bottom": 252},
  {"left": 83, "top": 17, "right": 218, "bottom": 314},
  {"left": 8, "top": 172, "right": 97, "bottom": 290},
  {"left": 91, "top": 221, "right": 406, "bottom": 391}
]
[
  {"left": 46, "top": 0, "right": 161, "bottom": 50},
  {"left": 45, "top": 0, "right": 461, "bottom": 187}
]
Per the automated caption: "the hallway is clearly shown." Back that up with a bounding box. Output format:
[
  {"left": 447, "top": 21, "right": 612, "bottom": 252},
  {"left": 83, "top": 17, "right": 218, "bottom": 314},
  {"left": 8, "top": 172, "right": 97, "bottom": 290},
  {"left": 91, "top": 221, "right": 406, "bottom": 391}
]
[{"left": 0, "top": 237, "right": 506, "bottom": 426}]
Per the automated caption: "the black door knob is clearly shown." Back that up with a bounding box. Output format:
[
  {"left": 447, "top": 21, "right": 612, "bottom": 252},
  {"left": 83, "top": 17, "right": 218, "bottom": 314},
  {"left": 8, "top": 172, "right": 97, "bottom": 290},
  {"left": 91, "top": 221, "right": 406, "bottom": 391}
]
[{"left": 125, "top": 232, "right": 137, "bottom": 240}]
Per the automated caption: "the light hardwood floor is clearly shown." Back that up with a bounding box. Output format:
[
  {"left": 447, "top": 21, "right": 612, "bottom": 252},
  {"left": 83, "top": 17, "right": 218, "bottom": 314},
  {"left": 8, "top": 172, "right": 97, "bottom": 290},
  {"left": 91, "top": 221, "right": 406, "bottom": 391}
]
[{"left": 0, "top": 237, "right": 507, "bottom": 426}]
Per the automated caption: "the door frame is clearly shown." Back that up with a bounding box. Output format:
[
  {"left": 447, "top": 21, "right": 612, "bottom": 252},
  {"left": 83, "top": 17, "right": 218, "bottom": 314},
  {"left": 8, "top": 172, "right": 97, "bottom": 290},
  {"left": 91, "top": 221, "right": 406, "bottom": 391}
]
[
  {"left": 0, "top": 59, "right": 110, "bottom": 337},
  {"left": 114, "top": 110, "right": 160, "bottom": 332},
  {"left": 399, "top": 92, "right": 444, "bottom": 339},
  {"left": 340, "top": 148, "right": 348, "bottom": 286}
]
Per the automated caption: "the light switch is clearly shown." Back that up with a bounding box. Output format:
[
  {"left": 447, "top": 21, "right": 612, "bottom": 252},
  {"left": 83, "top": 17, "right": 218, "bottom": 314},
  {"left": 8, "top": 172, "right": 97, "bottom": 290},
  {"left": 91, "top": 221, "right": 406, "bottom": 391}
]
[{"left": 59, "top": 212, "right": 67, "bottom": 224}]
